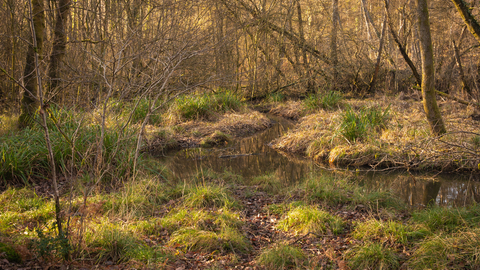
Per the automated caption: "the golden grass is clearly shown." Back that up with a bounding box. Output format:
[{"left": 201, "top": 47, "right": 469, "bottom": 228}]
[
  {"left": 269, "top": 100, "right": 304, "bottom": 120},
  {"left": 147, "top": 110, "right": 272, "bottom": 153},
  {"left": 272, "top": 97, "right": 480, "bottom": 171}
]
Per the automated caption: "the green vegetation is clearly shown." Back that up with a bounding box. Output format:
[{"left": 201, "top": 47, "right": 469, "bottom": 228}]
[
  {"left": 277, "top": 205, "right": 344, "bottom": 235},
  {"left": 300, "top": 174, "right": 405, "bottom": 210},
  {"left": 346, "top": 243, "right": 400, "bottom": 270},
  {"left": 340, "top": 105, "right": 390, "bottom": 142},
  {"left": 303, "top": 91, "right": 343, "bottom": 111},
  {"left": 411, "top": 205, "right": 480, "bottom": 233},
  {"left": 1, "top": 94, "right": 479, "bottom": 269},
  {"left": 172, "top": 90, "right": 243, "bottom": 120},
  {"left": 256, "top": 243, "right": 306, "bottom": 269},
  {"left": 183, "top": 184, "right": 240, "bottom": 209},
  {"left": 408, "top": 228, "right": 480, "bottom": 269},
  {"left": 353, "top": 219, "right": 428, "bottom": 245},
  {"left": 0, "top": 242, "right": 21, "bottom": 263}
]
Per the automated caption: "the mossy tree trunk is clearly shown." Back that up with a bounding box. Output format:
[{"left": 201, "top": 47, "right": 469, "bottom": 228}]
[
  {"left": 451, "top": 0, "right": 480, "bottom": 45},
  {"left": 19, "top": 0, "right": 45, "bottom": 128},
  {"left": 48, "top": 0, "right": 71, "bottom": 101},
  {"left": 416, "top": 0, "right": 447, "bottom": 136}
]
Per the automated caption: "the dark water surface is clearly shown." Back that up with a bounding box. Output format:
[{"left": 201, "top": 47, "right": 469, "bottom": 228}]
[{"left": 157, "top": 117, "right": 480, "bottom": 207}]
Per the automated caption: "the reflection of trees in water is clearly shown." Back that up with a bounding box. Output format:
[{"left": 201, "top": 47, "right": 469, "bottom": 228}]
[
  {"left": 363, "top": 173, "right": 480, "bottom": 207},
  {"left": 163, "top": 121, "right": 312, "bottom": 184},
  {"left": 161, "top": 121, "right": 480, "bottom": 207}
]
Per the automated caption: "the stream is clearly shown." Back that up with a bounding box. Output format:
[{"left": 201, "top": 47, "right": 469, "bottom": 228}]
[{"left": 157, "top": 116, "right": 480, "bottom": 208}]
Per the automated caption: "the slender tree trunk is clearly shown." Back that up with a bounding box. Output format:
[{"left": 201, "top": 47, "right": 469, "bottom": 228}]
[
  {"left": 384, "top": 0, "right": 421, "bottom": 85},
  {"left": 452, "top": 39, "right": 472, "bottom": 97},
  {"left": 416, "top": 0, "right": 446, "bottom": 135},
  {"left": 331, "top": 0, "right": 339, "bottom": 90},
  {"left": 368, "top": 16, "right": 387, "bottom": 93},
  {"left": 296, "top": 0, "right": 314, "bottom": 93},
  {"left": 19, "top": 0, "right": 45, "bottom": 128},
  {"left": 48, "top": 0, "right": 71, "bottom": 101}
]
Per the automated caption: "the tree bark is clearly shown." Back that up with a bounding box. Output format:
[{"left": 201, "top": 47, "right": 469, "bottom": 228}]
[
  {"left": 416, "top": 0, "right": 446, "bottom": 135},
  {"left": 47, "top": 0, "right": 71, "bottom": 101},
  {"left": 452, "top": 39, "right": 472, "bottom": 97},
  {"left": 384, "top": 0, "right": 422, "bottom": 86},
  {"left": 451, "top": 0, "right": 480, "bottom": 45},
  {"left": 331, "top": 0, "right": 339, "bottom": 90},
  {"left": 19, "top": 0, "right": 45, "bottom": 128},
  {"left": 368, "top": 16, "right": 387, "bottom": 93}
]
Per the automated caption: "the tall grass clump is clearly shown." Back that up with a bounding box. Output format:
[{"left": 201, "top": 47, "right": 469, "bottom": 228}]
[
  {"left": 303, "top": 91, "right": 342, "bottom": 111},
  {"left": 340, "top": 105, "right": 390, "bottom": 142},
  {"left": 345, "top": 243, "right": 400, "bottom": 270},
  {"left": 183, "top": 184, "right": 240, "bottom": 209},
  {"left": 256, "top": 243, "right": 306, "bottom": 269},
  {"left": 353, "top": 219, "right": 428, "bottom": 245},
  {"left": 276, "top": 205, "right": 344, "bottom": 235},
  {"left": 319, "top": 91, "right": 343, "bottom": 110},
  {"left": 0, "top": 108, "right": 143, "bottom": 184},
  {"left": 267, "top": 92, "right": 285, "bottom": 102},
  {"left": 411, "top": 204, "right": 480, "bottom": 233},
  {"left": 85, "top": 222, "right": 152, "bottom": 263},
  {"left": 173, "top": 90, "right": 243, "bottom": 120},
  {"left": 408, "top": 228, "right": 480, "bottom": 269}
]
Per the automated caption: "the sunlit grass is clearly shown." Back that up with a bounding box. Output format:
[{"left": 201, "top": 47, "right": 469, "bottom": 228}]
[
  {"left": 276, "top": 205, "right": 344, "bottom": 235},
  {"left": 171, "top": 90, "right": 243, "bottom": 121},
  {"left": 0, "top": 188, "right": 54, "bottom": 234},
  {"left": 353, "top": 218, "right": 429, "bottom": 245},
  {"left": 411, "top": 205, "right": 480, "bottom": 233},
  {"left": 408, "top": 228, "right": 480, "bottom": 269},
  {"left": 345, "top": 242, "right": 400, "bottom": 270},
  {"left": 256, "top": 242, "right": 307, "bottom": 269}
]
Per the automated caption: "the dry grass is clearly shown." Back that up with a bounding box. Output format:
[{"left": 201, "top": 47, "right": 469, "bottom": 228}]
[
  {"left": 272, "top": 97, "right": 480, "bottom": 172},
  {"left": 269, "top": 100, "right": 304, "bottom": 120},
  {"left": 147, "top": 110, "right": 272, "bottom": 153}
]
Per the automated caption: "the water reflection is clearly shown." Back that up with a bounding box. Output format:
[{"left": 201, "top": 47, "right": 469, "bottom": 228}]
[
  {"left": 157, "top": 117, "right": 480, "bottom": 207},
  {"left": 359, "top": 172, "right": 480, "bottom": 207},
  {"left": 158, "top": 118, "right": 316, "bottom": 184}
]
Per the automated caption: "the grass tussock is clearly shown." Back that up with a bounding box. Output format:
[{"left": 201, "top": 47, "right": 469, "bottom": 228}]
[
  {"left": 345, "top": 242, "right": 400, "bottom": 270},
  {"left": 256, "top": 243, "right": 307, "bottom": 269},
  {"left": 411, "top": 204, "right": 480, "bottom": 233},
  {"left": 408, "top": 228, "right": 480, "bottom": 269},
  {"left": 170, "top": 90, "right": 243, "bottom": 121},
  {"left": 276, "top": 205, "right": 344, "bottom": 235},
  {"left": 353, "top": 218, "right": 429, "bottom": 245}
]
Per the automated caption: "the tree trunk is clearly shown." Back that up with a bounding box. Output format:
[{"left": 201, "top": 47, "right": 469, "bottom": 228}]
[
  {"left": 19, "top": 0, "right": 45, "bottom": 128},
  {"left": 451, "top": 0, "right": 480, "bottom": 45},
  {"left": 384, "top": 0, "right": 421, "bottom": 86},
  {"left": 416, "top": 0, "right": 446, "bottom": 135},
  {"left": 368, "top": 16, "right": 387, "bottom": 93},
  {"left": 48, "top": 0, "right": 71, "bottom": 101},
  {"left": 452, "top": 39, "right": 472, "bottom": 97},
  {"left": 331, "top": 0, "right": 339, "bottom": 90}
]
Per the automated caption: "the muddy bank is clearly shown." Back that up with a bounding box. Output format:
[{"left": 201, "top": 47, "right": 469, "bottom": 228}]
[{"left": 270, "top": 98, "right": 480, "bottom": 172}]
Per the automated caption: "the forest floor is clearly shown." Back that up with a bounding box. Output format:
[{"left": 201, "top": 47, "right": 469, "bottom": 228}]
[{"left": 1, "top": 91, "right": 480, "bottom": 269}]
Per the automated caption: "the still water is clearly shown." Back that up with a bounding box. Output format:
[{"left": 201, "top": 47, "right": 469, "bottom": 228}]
[{"left": 156, "top": 117, "right": 480, "bottom": 207}]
